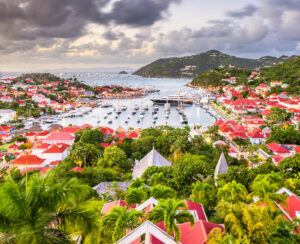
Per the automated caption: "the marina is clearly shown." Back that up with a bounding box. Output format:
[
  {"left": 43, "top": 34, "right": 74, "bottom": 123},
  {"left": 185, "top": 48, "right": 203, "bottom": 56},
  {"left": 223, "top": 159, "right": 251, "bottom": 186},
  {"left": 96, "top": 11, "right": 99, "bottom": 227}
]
[{"left": 2, "top": 72, "right": 222, "bottom": 130}]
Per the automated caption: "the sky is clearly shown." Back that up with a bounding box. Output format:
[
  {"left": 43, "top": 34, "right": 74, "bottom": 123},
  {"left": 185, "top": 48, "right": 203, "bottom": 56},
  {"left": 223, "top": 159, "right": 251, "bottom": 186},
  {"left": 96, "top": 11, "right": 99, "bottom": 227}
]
[{"left": 0, "top": 0, "right": 300, "bottom": 71}]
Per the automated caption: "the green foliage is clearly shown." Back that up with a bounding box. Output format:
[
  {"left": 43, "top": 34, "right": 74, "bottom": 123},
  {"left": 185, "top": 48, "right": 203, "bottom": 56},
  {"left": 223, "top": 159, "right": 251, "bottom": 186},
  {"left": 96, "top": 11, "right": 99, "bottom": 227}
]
[
  {"left": 125, "top": 187, "right": 147, "bottom": 206},
  {"left": 101, "top": 207, "right": 143, "bottom": 242},
  {"left": 150, "top": 185, "right": 176, "bottom": 199},
  {"left": 98, "top": 146, "right": 132, "bottom": 174},
  {"left": 75, "top": 128, "right": 104, "bottom": 145},
  {"left": 267, "top": 125, "right": 300, "bottom": 144},
  {"left": 191, "top": 181, "right": 217, "bottom": 216},
  {"left": 134, "top": 50, "right": 285, "bottom": 78},
  {"left": 147, "top": 199, "right": 195, "bottom": 241},
  {"left": 217, "top": 181, "right": 248, "bottom": 203},
  {"left": 0, "top": 173, "right": 100, "bottom": 243},
  {"left": 278, "top": 154, "right": 300, "bottom": 179}
]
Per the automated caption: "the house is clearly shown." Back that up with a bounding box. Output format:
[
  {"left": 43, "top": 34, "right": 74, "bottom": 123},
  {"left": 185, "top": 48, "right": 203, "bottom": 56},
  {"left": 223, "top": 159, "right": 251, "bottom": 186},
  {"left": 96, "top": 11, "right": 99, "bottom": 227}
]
[
  {"left": 10, "top": 155, "right": 47, "bottom": 169},
  {"left": 40, "top": 144, "right": 70, "bottom": 164},
  {"left": 132, "top": 147, "right": 172, "bottom": 179},
  {"left": 270, "top": 81, "right": 282, "bottom": 87},
  {"left": 43, "top": 132, "right": 74, "bottom": 145},
  {"left": 247, "top": 128, "right": 266, "bottom": 144},
  {"left": 0, "top": 133, "right": 11, "bottom": 143},
  {"left": 266, "top": 143, "right": 291, "bottom": 158}
]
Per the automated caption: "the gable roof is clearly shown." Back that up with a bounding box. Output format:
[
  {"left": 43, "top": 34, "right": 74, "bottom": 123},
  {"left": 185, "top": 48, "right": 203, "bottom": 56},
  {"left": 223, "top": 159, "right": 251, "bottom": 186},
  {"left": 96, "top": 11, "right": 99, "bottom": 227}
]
[
  {"left": 214, "top": 152, "right": 228, "bottom": 178},
  {"left": 117, "top": 221, "right": 177, "bottom": 244},
  {"left": 183, "top": 200, "right": 207, "bottom": 221},
  {"left": 42, "top": 144, "right": 68, "bottom": 154},
  {"left": 267, "top": 143, "right": 290, "bottom": 154},
  {"left": 132, "top": 148, "right": 171, "bottom": 179},
  {"left": 45, "top": 132, "right": 74, "bottom": 141},
  {"left": 11, "top": 155, "right": 45, "bottom": 165}
]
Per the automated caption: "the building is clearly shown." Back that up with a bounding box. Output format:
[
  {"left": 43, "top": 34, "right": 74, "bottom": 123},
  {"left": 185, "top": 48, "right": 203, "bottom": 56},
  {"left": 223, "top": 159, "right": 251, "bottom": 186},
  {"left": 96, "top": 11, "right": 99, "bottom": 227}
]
[
  {"left": 214, "top": 152, "right": 228, "bottom": 184},
  {"left": 43, "top": 132, "right": 74, "bottom": 145},
  {"left": 132, "top": 147, "right": 172, "bottom": 179}
]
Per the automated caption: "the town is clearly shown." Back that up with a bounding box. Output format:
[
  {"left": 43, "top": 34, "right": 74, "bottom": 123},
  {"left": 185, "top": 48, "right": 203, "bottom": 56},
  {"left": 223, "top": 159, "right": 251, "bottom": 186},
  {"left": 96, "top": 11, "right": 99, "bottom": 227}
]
[{"left": 0, "top": 65, "right": 299, "bottom": 243}]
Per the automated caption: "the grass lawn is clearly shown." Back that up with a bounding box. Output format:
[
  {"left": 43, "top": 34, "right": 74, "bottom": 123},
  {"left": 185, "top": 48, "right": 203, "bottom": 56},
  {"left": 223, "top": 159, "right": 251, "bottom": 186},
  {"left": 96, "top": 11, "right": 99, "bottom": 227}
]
[{"left": 0, "top": 142, "right": 14, "bottom": 151}]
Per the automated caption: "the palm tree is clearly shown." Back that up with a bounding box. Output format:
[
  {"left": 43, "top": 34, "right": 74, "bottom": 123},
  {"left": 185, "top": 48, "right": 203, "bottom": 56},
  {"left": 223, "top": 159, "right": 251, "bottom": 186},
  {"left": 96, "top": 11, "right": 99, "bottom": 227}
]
[
  {"left": 0, "top": 173, "right": 100, "bottom": 243},
  {"left": 251, "top": 174, "right": 286, "bottom": 208},
  {"left": 147, "top": 199, "right": 195, "bottom": 241},
  {"left": 217, "top": 181, "right": 248, "bottom": 203},
  {"left": 149, "top": 172, "right": 167, "bottom": 186},
  {"left": 101, "top": 206, "right": 143, "bottom": 242},
  {"left": 191, "top": 181, "right": 216, "bottom": 215}
]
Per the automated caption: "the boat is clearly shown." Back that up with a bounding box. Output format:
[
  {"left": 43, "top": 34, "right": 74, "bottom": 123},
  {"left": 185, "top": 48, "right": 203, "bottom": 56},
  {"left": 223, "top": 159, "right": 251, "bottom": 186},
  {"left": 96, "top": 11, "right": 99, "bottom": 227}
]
[
  {"left": 115, "top": 108, "right": 121, "bottom": 115},
  {"left": 104, "top": 116, "right": 108, "bottom": 119},
  {"left": 125, "top": 120, "right": 128, "bottom": 124},
  {"left": 153, "top": 105, "right": 159, "bottom": 111},
  {"left": 115, "top": 115, "right": 118, "bottom": 119},
  {"left": 101, "top": 102, "right": 113, "bottom": 108},
  {"left": 153, "top": 115, "right": 158, "bottom": 120},
  {"left": 151, "top": 93, "right": 193, "bottom": 106},
  {"left": 137, "top": 120, "right": 141, "bottom": 124},
  {"left": 164, "top": 102, "right": 171, "bottom": 111},
  {"left": 107, "top": 111, "right": 112, "bottom": 115},
  {"left": 108, "top": 120, "right": 112, "bottom": 124},
  {"left": 143, "top": 105, "right": 149, "bottom": 111},
  {"left": 121, "top": 106, "right": 127, "bottom": 111},
  {"left": 134, "top": 104, "right": 139, "bottom": 110},
  {"left": 139, "top": 115, "right": 144, "bottom": 119},
  {"left": 165, "top": 114, "right": 169, "bottom": 119},
  {"left": 128, "top": 116, "right": 131, "bottom": 120},
  {"left": 132, "top": 111, "right": 136, "bottom": 115}
]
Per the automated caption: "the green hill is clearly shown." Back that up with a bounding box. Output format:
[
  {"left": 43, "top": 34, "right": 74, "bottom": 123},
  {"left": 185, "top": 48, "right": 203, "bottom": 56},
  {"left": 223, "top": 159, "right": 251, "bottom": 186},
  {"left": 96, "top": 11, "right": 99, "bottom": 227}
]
[
  {"left": 133, "top": 50, "right": 292, "bottom": 78},
  {"left": 190, "top": 68, "right": 251, "bottom": 88}
]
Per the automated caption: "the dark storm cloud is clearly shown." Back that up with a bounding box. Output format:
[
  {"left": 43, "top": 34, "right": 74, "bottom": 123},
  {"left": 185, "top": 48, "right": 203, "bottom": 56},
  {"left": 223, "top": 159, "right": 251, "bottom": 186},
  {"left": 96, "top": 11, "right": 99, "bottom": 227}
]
[
  {"left": 226, "top": 4, "right": 258, "bottom": 18},
  {"left": 0, "top": 0, "right": 180, "bottom": 41},
  {"left": 106, "top": 0, "right": 181, "bottom": 27},
  {"left": 103, "top": 30, "right": 125, "bottom": 41}
]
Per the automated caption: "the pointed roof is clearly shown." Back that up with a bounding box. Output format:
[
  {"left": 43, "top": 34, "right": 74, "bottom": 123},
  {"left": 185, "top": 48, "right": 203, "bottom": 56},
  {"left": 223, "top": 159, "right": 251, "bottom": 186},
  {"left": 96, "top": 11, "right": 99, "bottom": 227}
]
[
  {"left": 214, "top": 152, "right": 228, "bottom": 178},
  {"left": 132, "top": 148, "right": 171, "bottom": 179}
]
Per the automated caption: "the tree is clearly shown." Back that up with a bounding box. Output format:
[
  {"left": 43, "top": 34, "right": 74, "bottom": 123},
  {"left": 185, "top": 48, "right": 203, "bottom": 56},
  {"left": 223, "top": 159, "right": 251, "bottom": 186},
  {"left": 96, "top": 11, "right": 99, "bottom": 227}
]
[
  {"left": 149, "top": 172, "right": 168, "bottom": 186},
  {"left": 147, "top": 199, "right": 195, "bottom": 242},
  {"left": 191, "top": 181, "right": 217, "bottom": 215},
  {"left": 101, "top": 206, "right": 143, "bottom": 242},
  {"left": 217, "top": 181, "right": 248, "bottom": 203},
  {"left": 98, "top": 146, "right": 131, "bottom": 174},
  {"left": 172, "top": 153, "right": 214, "bottom": 196},
  {"left": 150, "top": 185, "right": 176, "bottom": 199},
  {"left": 125, "top": 187, "right": 147, "bottom": 206},
  {"left": 266, "top": 107, "right": 289, "bottom": 125},
  {"left": 206, "top": 228, "right": 238, "bottom": 244},
  {"left": 0, "top": 174, "right": 99, "bottom": 243},
  {"left": 76, "top": 128, "right": 104, "bottom": 145},
  {"left": 267, "top": 126, "right": 300, "bottom": 144},
  {"left": 216, "top": 201, "right": 279, "bottom": 243},
  {"left": 71, "top": 143, "right": 101, "bottom": 167},
  {"left": 251, "top": 173, "right": 286, "bottom": 208}
]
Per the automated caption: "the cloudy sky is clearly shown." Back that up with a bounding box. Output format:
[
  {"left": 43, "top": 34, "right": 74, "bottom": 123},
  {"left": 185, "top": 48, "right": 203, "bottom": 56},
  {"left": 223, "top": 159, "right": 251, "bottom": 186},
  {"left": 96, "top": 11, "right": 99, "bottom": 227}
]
[{"left": 1, "top": 0, "right": 300, "bottom": 71}]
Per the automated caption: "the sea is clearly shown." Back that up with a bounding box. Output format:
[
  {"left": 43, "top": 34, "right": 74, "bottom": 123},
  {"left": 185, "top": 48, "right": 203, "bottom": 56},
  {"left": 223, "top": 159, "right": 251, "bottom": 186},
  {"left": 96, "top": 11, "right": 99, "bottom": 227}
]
[{"left": 1, "top": 71, "right": 216, "bottom": 130}]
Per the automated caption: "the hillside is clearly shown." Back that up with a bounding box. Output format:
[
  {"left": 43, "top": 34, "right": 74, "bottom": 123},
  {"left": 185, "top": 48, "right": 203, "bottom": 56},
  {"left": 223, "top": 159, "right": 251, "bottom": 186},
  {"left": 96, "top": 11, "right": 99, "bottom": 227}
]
[
  {"left": 190, "top": 68, "right": 251, "bottom": 88},
  {"left": 133, "top": 50, "right": 292, "bottom": 78}
]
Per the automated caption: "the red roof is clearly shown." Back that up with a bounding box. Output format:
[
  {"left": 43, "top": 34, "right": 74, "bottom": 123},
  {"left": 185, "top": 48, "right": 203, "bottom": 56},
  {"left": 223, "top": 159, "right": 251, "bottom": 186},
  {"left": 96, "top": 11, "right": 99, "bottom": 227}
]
[
  {"left": 102, "top": 200, "right": 127, "bottom": 215},
  {"left": 36, "top": 131, "right": 50, "bottom": 137},
  {"left": 11, "top": 155, "right": 45, "bottom": 165},
  {"left": 295, "top": 146, "right": 300, "bottom": 154},
  {"left": 266, "top": 143, "right": 290, "bottom": 154},
  {"left": 99, "top": 127, "right": 114, "bottom": 135},
  {"left": 36, "top": 143, "right": 51, "bottom": 149},
  {"left": 214, "top": 119, "right": 224, "bottom": 126},
  {"left": 247, "top": 128, "right": 265, "bottom": 139},
  {"left": 70, "top": 167, "right": 83, "bottom": 172},
  {"left": 229, "top": 132, "right": 248, "bottom": 139},
  {"left": 21, "top": 167, "right": 51, "bottom": 175},
  {"left": 50, "top": 160, "right": 61, "bottom": 165},
  {"left": 60, "top": 126, "right": 81, "bottom": 134},
  {"left": 183, "top": 200, "right": 207, "bottom": 221},
  {"left": 9, "top": 144, "right": 19, "bottom": 149},
  {"left": 279, "top": 195, "right": 300, "bottom": 220},
  {"left": 127, "top": 131, "right": 139, "bottom": 139},
  {"left": 272, "top": 154, "right": 284, "bottom": 163},
  {"left": 179, "top": 220, "right": 224, "bottom": 244},
  {"left": 45, "top": 132, "right": 74, "bottom": 141},
  {"left": 25, "top": 132, "right": 36, "bottom": 137},
  {"left": 43, "top": 144, "right": 68, "bottom": 153}
]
